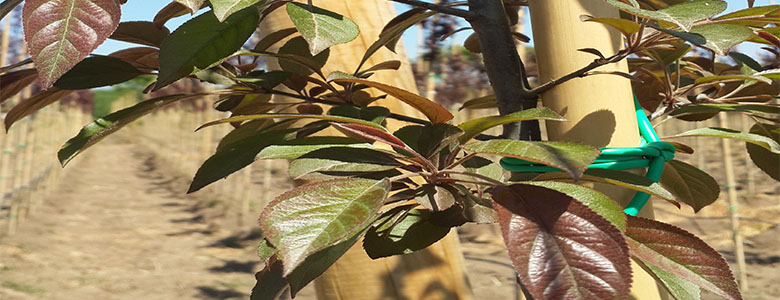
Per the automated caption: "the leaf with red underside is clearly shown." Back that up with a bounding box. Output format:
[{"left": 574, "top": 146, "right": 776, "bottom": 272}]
[
  {"left": 5, "top": 88, "right": 74, "bottom": 130},
  {"left": 331, "top": 122, "right": 409, "bottom": 149},
  {"left": 23, "top": 0, "right": 122, "bottom": 88},
  {"left": 492, "top": 184, "right": 632, "bottom": 300},
  {"left": 626, "top": 216, "right": 742, "bottom": 300},
  {"left": 0, "top": 69, "right": 38, "bottom": 105},
  {"left": 332, "top": 78, "right": 454, "bottom": 124}
]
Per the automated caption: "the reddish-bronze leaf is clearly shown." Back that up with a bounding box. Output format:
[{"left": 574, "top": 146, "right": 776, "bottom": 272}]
[
  {"left": 23, "top": 0, "right": 122, "bottom": 88},
  {"left": 332, "top": 78, "right": 454, "bottom": 124},
  {"left": 0, "top": 68, "right": 38, "bottom": 105},
  {"left": 626, "top": 216, "right": 742, "bottom": 300},
  {"left": 331, "top": 122, "right": 408, "bottom": 149},
  {"left": 492, "top": 184, "right": 632, "bottom": 300},
  {"left": 5, "top": 88, "right": 74, "bottom": 130},
  {"left": 109, "top": 47, "right": 160, "bottom": 71}
]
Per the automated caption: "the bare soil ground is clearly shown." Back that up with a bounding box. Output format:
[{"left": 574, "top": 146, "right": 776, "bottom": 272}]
[{"left": 0, "top": 134, "right": 777, "bottom": 299}]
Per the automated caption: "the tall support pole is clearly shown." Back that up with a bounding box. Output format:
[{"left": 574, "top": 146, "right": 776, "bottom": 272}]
[
  {"left": 262, "top": 1, "right": 471, "bottom": 299},
  {"left": 719, "top": 114, "right": 748, "bottom": 291},
  {"left": 528, "top": 1, "right": 665, "bottom": 299}
]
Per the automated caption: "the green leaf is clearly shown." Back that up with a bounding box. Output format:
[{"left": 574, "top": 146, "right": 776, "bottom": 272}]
[
  {"left": 58, "top": 94, "right": 200, "bottom": 166},
  {"left": 626, "top": 216, "right": 742, "bottom": 300},
  {"left": 188, "top": 129, "right": 295, "bottom": 193},
  {"left": 693, "top": 74, "right": 771, "bottom": 85},
  {"left": 659, "top": 160, "right": 720, "bottom": 212},
  {"left": 53, "top": 56, "right": 143, "bottom": 90},
  {"left": 669, "top": 127, "right": 780, "bottom": 154},
  {"left": 198, "top": 113, "right": 386, "bottom": 130},
  {"left": 458, "top": 95, "right": 496, "bottom": 111},
  {"left": 332, "top": 78, "right": 454, "bottom": 124},
  {"left": 288, "top": 147, "right": 401, "bottom": 179},
  {"left": 417, "top": 123, "right": 463, "bottom": 157},
  {"left": 729, "top": 52, "right": 764, "bottom": 72},
  {"left": 358, "top": 8, "right": 436, "bottom": 71},
  {"left": 211, "top": 0, "right": 263, "bottom": 22},
  {"left": 581, "top": 16, "right": 641, "bottom": 37},
  {"left": 250, "top": 258, "right": 287, "bottom": 300},
  {"left": 328, "top": 106, "right": 390, "bottom": 124},
  {"left": 175, "top": 0, "right": 205, "bottom": 13},
  {"left": 257, "top": 137, "right": 371, "bottom": 159},
  {"left": 363, "top": 209, "right": 450, "bottom": 259},
  {"left": 640, "top": 261, "right": 702, "bottom": 300},
  {"left": 285, "top": 2, "right": 360, "bottom": 56},
  {"left": 109, "top": 21, "right": 171, "bottom": 47},
  {"left": 523, "top": 181, "right": 626, "bottom": 231},
  {"left": 276, "top": 36, "right": 330, "bottom": 76},
  {"left": 464, "top": 140, "right": 600, "bottom": 181},
  {"left": 331, "top": 123, "right": 409, "bottom": 149},
  {"left": 747, "top": 123, "right": 779, "bottom": 181},
  {"left": 606, "top": 0, "right": 727, "bottom": 31},
  {"left": 690, "top": 24, "right": 755, "bottom": 56},
  {"left": 23, "top": 0, "right": 122, "bottom": 87},
  {"left": 235, "top": 71, "right": 292, "bottom": 90},
  {"left": 457, "top": 108, "right": 566, "bottom": 143},
  {"left": 253, "top": 28, "right": 298, "bottom": 52},
  {"left": 670, "top": 104, "right": 780, "bottom": 118},
  {"left": 5, "top": 89, "right": 74, "bottom": 130},
  {"left": 260, "top": 178, "right": 390, "bottom": 275},
  {"left": 713, "top": 4, "right": 780, "bottom": 26},
  {"left": 154, "top": 1, "right": 196, "bottom": 28},
  {"left": 285, "top": 228, "right": 365, "bottom": 296},
  {"left": 492, "top": 184, "right": 632, "bottom": 300},
  {"left": 533, "top": 169, "right": 677, "bottom": 202},
  {"left": 156, "top": 6, "right": 259, "bottom": 89}
]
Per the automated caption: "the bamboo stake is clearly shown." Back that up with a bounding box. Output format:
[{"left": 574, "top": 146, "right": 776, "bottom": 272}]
[
  {"left": 739, "top": 114, "right": 755, "bottom": 198},
  {"left": 262, "top": 1, "right": 471, "bottom": 299},
  {"left": 528, "top": 1, "right": 666, "bottom": 299},
  {"left": 719, "top": 114, "right": 748, "bottom": 291}
]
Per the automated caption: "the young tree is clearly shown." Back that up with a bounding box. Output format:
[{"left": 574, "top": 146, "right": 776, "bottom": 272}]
[{"left": 2, "top": 0, "right": 779, "bottom": 299}]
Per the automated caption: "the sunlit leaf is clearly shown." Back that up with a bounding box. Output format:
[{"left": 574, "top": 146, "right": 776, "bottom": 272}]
[
  {"left": 464, "top": 140, "right": 600, "bottom": 180},
  {"left": 288, "top": 147, "right": 401, "bottom": 179},
  {"left": 198, "top": 113, "right": 386, "bottom": 130},
  {"left": 639, "top": 262, "right": 702, "bottom": 300},
  {"left": 626, "top": 216, "right": 742, "bottom": 300},
  {"left": 493, "top": 184, "right": 632, "bottom": 300},
  {"left": 153, "top": 1, "right": 194, "bottom": 28},
  {"left": 257, "top": 137, "right": 371, "bottom": 159},
  {"left": 23, "top": 0, "right": 122, "bottom": 87},
  {"left": 156, "top": 6, "right": 259, "bottom": 89},
  {"left": 747, "top": 123, "right": 779, "bottom": 181},
  {"left": 458, "top": 94, "right": 496, "bottom": 111},
  {"left": 58, "top": 94, "right": 202, "bottom": 166},
  {"left": 668, "top": 127, "right": 780, "bottom": 154},
  {"left": 606, "top": 0, "right": 727, "bottom": 31},
  {"left": 581, "top": 16, "right": 641, "bottom": 37},
  {"left": 458, "top": 108, "right": 565, "bottom": 143},
  {"left": 690, "top": 24, "right": 754, "bottom": 56},
  {"left": 174, "top": 0, "right": 205, "bottom": 13},
  {"left": 332, "top": 78, "right": 454, "bottom": 124},
  {"left": 260, "top": 178, "right": 390, "bottom": 275},
  {"left": 533, "top": 169, "right": 677, "bottom": 202},
  {"left": 211, "top": 0, "right": 263, "bottom": 22},
  {"left": 286, "top": 2, "right": 359, "bottom": 56}
]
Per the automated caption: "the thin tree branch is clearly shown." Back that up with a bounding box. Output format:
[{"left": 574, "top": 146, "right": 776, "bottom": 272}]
[
  {"left": 390, "top": 0, "right": 476, "bottom": 19},
  {"left": 530, "top": 52, "right": 629, "bottom": 96}
]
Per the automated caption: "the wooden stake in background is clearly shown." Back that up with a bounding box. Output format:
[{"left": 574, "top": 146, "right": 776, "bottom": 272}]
[
  {"left": 261, "top": 1, "right": 471, "bottom": 299},
  {"left": 719, "top": 114, "right": 749, "bottom": 291},
  {"left": 528, "top": 1, "right": 666, "bottom": 299}
]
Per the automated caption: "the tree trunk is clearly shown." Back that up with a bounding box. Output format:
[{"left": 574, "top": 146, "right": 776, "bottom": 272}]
[
  {"left": 260, "top": 1, "right": 472, "bottom": 299},
  {"left": 528, "top": 1, "right": 668, "bottom": 299}
]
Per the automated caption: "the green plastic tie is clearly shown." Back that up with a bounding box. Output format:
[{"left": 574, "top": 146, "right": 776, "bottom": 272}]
[{"left": 500, "top": 96, "right": 675, "bottom": 216}]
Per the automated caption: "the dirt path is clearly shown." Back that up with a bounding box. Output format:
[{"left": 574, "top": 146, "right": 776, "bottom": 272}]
[{"left": 0, "top": 139, "right": 275, "bottom": 300}]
